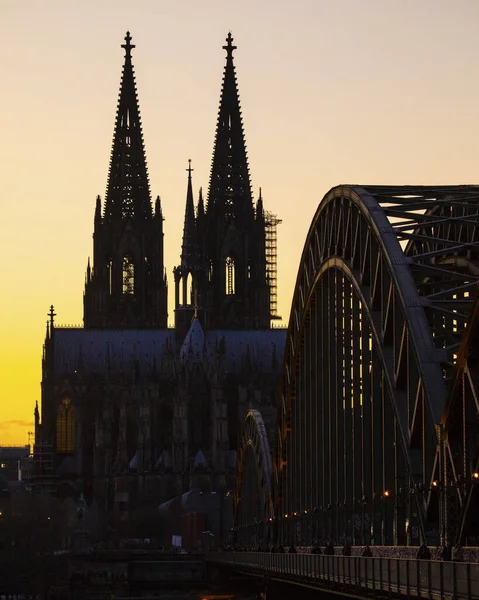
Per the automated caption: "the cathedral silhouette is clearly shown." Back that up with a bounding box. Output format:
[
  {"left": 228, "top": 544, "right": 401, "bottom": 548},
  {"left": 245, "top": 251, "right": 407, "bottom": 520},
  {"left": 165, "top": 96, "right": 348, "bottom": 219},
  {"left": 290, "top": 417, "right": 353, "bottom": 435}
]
[{"left": 33, "top": 32, "right": 286, "bottom": 537}]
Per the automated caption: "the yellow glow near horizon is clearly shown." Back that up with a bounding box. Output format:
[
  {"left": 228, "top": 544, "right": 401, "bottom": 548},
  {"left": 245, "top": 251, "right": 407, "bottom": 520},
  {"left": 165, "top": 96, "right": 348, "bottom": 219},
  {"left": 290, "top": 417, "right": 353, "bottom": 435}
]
[{"left": 2, "top": 0, "right": 479, "bottom": 444}]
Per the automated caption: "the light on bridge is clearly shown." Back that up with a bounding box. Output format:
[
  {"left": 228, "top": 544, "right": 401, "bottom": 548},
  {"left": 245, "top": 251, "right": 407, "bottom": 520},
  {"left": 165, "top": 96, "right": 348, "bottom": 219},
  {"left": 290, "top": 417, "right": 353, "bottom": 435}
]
[
  {"left": 473, "top": 472, "right": 479, "bottom": 480},
  {"left": 383, "top": 490, "right": 390, "bottom": 497}
]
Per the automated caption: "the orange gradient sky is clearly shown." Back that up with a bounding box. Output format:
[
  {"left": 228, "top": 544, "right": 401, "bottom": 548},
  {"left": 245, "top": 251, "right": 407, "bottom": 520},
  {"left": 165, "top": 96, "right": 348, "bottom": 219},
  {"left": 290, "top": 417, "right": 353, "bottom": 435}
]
[{"left": 2, "top": 0, "right": 479, "bottom": 445}]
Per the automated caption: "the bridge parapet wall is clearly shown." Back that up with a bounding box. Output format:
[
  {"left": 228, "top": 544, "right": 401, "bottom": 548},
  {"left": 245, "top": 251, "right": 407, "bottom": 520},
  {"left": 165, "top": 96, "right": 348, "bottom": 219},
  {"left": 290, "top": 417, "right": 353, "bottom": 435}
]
[{"left": 209, "top": 551, "right": 479, "bottom": 599}]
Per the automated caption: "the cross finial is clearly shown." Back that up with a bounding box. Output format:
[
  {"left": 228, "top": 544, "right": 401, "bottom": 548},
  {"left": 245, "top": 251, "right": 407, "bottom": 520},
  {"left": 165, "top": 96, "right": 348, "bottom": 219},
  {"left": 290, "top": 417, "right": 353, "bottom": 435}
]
[
  {"left": 48, "top": 305, "right": 56, "bottom": 329},
  {"left": 186, "top": 158, "right": 194, "bottom": 179},
  {"left": 121, "top": 31, "right": 135, "bottom": 59},
  {"left": 223, "top": 31, "right": 237, "bottom": 58}
]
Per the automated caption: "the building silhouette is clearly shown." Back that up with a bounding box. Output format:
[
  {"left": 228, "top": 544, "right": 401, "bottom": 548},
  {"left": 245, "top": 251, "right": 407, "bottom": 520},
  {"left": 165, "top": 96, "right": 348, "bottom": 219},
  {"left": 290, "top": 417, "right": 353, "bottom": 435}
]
[{"left": 34, "top": 32, "right": 285, "bottom": 535}]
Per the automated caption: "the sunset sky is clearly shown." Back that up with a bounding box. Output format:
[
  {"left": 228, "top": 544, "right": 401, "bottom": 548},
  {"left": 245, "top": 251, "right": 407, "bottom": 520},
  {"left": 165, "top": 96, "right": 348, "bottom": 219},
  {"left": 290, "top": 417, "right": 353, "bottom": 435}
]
[{"left": 2, "top": 0, "right": 479, "bottom": 445}]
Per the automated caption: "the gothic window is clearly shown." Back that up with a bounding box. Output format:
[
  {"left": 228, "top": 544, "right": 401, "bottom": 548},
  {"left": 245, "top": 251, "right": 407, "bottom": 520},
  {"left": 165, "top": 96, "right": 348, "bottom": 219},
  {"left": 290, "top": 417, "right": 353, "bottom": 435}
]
[
  {"left": 122, "top": 254, "right": 135, "bottom": 295},
  {"left": 225, "top": 256, "right": 235, "bottom": 295},
  {"left": 56, "top": 398, "right": 75, "bottom": 454},
  {"left": 186, "top": 272, "right": 193, "bottom": 305}
]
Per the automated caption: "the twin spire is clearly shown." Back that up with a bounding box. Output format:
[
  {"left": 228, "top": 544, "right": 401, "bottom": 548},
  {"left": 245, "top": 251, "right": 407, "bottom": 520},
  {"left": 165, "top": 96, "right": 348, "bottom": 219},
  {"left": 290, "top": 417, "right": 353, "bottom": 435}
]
[
  {"left": 207, "top": 32, "right": 253, "bottom": 222},
  {"left": 104, "top": 31, "right": 152, "bottom": 222},
  {"left": 104, "top": 31, "right": 252, "bottom": 227},
  {"left": 102, "top": 31, "right": 262, "bottom": 267},
  {"left": 86, "top": 31, "right": 271, "bottom": 331}
]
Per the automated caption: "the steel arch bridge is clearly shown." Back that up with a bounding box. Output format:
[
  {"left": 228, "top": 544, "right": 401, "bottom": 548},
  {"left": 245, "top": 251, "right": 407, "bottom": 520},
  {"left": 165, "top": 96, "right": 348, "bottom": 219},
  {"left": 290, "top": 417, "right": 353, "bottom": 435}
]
[{"left": 235, "top": 184, "right": 479, "bottom": 548}]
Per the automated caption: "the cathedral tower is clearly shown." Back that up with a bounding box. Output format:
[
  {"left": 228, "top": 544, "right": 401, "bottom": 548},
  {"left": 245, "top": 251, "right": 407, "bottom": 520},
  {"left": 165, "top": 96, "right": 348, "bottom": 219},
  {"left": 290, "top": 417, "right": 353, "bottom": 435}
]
[
  {"left": 84, "top": 32, "right": 167, "bottom": 329},
  {"left": 198, "top": 33, "right": 270, "bottom": 329}
]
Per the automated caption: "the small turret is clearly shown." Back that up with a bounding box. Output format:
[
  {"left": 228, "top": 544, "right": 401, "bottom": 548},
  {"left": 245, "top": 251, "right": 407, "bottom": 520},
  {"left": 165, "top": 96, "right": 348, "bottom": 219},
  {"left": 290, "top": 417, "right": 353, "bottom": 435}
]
[
  {"left": 197, "top": 187, "right": 205, "bottom": 221},
  {"left": 155, "top": 195, "right": 163, "bottom": 220},
  {"left": 256, "top": 187, "right": 264, "bottom": 221},
  {"left": 86, "top": 257, "right": 91, "bottom": 284},
  {"left": 94, "top": 195, "right": 102, "bottom": 225}
]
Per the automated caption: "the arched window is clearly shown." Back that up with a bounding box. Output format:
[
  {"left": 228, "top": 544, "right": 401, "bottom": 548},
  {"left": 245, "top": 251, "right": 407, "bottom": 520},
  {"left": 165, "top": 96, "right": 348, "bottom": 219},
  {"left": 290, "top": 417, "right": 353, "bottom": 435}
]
[
  {"left": 56, "top": 398, "right": 75, "bottom": 454},
  {"left": 122, "top": 254, "right": 135, "bottom": 295},
  {"left": 225, "top": 256, "right": 235, "bottom": 295},
  {"left": 186, "top": 272, "right": 193, "bottom": 305}
]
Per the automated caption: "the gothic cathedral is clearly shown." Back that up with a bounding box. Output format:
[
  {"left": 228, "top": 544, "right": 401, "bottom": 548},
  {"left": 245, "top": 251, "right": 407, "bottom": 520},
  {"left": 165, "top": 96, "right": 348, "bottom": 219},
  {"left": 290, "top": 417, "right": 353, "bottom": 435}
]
[{"left": 34, "top": 32, "right": 286, "bottom": 539}]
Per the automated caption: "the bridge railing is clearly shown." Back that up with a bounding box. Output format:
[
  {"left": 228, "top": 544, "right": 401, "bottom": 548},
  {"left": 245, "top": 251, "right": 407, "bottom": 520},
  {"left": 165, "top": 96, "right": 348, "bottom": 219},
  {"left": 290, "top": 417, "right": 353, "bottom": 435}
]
[{"left": 208, "top": 552, "right": 479, "bottom": 599}]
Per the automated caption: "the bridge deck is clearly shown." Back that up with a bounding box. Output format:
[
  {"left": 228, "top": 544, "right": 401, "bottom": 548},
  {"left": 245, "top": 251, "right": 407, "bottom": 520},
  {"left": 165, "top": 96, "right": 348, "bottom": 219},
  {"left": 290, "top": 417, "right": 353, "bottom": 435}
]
[{"left": 208, "top": 552, "right": 479, "bottom": 599}]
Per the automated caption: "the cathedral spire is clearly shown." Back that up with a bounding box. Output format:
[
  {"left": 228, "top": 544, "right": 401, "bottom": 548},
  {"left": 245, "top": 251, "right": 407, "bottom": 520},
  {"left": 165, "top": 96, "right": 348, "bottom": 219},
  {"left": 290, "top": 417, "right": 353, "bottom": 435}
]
[
  {"left": 207, "top": 32, "right": 253, "bottom": 221},
  {"left": 181, "top": 159, "right": 198, "bottom": 266},
  {"left": 103, "top": 31, "right": 152, "bottom": 222}
]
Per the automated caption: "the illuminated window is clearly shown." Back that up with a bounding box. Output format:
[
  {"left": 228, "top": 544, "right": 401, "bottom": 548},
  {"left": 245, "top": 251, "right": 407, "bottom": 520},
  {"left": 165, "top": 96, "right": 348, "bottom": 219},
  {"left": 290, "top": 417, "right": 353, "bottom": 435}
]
[
  {"left": 56, "top": 398, "right": 75, "bottom": 454},
  {"left": 0, "top": 464, "right": 5, "bottom": 469},
  {"left": 225, "top": 256, "right": 235, "bottom": 295},
  {"left": 122, "top": 254, "right": 135, "bottom": 295}
]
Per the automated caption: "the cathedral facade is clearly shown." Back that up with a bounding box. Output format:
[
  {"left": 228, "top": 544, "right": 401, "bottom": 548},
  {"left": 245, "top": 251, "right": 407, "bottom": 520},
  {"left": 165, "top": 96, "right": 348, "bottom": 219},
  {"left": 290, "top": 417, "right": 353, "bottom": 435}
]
[{"left": 34, "top": 32, "right": 286, "bottom": 535}]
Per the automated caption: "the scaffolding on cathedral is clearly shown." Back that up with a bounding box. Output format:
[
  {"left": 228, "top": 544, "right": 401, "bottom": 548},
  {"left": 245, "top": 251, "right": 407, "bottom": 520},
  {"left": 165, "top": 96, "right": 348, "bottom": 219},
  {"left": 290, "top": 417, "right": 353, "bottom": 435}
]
[
  {"left": 265, "top": 211, "right": 282, "bottom": 320},
  {"left": 32, "top": 441, "right": 55, "bottom": 492}
]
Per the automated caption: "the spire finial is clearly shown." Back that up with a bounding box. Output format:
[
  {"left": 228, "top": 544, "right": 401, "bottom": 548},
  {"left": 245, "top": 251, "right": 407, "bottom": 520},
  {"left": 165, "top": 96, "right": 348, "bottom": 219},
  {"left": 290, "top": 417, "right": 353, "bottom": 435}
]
[
  {"left": 121, "top": 31, "right": 135, "bottom": 59},
  {"left": 223, "top": 31, "right": 237, "bottom": 59},
  {"left": 187, "top": 158, "right": 194, "bottom": 179},
  {"left": 48, "top": 305, "right": 56, "bottom": 331}
]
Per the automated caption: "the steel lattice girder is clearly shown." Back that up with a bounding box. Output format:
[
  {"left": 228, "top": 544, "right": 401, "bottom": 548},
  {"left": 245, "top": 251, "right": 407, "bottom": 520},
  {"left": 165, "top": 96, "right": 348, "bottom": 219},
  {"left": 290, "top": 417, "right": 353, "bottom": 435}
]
[
  {"left": 273, "top": 185, "right": 479, "bottom": 545},
  {"left": 442, "top": 287, "right": 479, "bottom": 544}
]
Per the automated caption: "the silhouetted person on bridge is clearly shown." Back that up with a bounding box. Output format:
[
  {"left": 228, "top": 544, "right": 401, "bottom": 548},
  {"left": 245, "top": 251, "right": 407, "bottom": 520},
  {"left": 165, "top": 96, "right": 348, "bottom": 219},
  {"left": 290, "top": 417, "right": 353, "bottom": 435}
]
[
  {"left": 311, "top": 543, "right": 322, "bottom": 554},
  {"left": 441, "top": 544, "right": 452, "bottom": 561},
  {"left": 342, "top": 542, "right": 352, "bottom": 556},
  {"left": 416, "top": 544, "right": 431, "bottom": 560},
  {"left": 452, "top": 544, "right": 464, "bottom": 562},
  {"left": 278, "top": 544, "right": 285, "bottom": 553},
  {"left": 362, "top": 545, "right": 372, "bottom": 557},
  {"left": 288, "top": 543, "right": 297, "bottom": 553},
  {"left": 324, "top": 541, "right": 335, "bottom": 555}
]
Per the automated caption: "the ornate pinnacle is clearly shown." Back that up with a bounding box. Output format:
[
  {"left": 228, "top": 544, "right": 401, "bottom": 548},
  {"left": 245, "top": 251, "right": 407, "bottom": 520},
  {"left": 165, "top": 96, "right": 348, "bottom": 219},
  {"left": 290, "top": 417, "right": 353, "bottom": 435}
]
[
  {"left": 48, "top": 305, "right": 56, "bottom": 329},
  {"left": 121, "top": 31, "right": 135, "bottom": 59},
  {"left": 223, "top": 32, "right": 237, "bottom": 58}
]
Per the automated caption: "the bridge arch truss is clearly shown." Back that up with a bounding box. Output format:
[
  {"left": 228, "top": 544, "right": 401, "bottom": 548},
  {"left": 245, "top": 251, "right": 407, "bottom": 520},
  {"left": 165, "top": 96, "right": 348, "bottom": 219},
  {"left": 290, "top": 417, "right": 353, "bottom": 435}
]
[
  {"left": 275, "top": 185, "right": 479, "bottom": 547},
  {"left": 236, "top": 185, "right": 479, "bottom": 548},
  {"left": 235, "top": 409, "right": 273, "bottom": 547}
]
